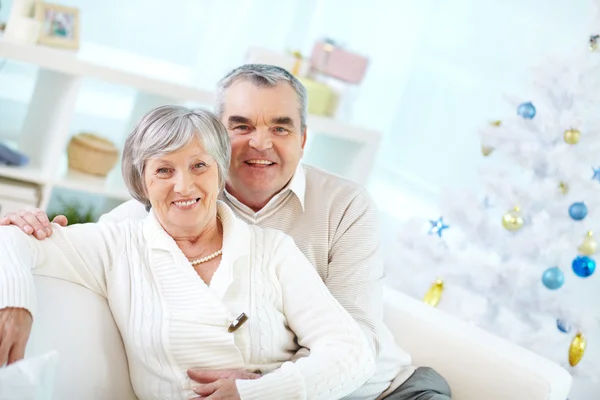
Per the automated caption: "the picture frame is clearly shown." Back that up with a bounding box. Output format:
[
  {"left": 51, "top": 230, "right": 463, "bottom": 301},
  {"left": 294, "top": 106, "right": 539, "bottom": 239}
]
[{"left": 34, "top": 1, "right": 80, "bottom": 50}]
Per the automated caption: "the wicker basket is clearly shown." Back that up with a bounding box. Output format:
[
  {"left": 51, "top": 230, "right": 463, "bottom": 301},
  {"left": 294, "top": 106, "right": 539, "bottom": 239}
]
[{"left": 67, "top": 133, "right": 119, "bottom": 177}]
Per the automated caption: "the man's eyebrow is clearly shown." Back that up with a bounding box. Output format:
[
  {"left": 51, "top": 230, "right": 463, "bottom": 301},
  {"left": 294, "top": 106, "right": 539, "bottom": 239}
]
[
  {"left": 270, "top": 116, "right": 294, "bottom": 126},
  {"left": 227, "top": 115, "right": 253, "bottom": 125}
]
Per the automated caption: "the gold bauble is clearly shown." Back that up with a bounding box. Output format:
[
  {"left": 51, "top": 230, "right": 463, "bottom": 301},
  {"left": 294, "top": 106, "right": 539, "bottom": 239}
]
[
  {"left": 423, "top": 279, "right": 444, "bottom": 307},
  {"left": 502, "top": 207, "right": 524, "bottom": 231},
  {"left": 564, "top": 128, "right": 581, "bottom": 145},
  {"left": 481, "top": 145, "right": 494, "bottom": 156},
  {"left": 569, "top": 332, "right": 586, "bottom": 367},
  {"left": 559, "top": 181, "right": 569, "bottom": 195},
  {"left": 578, "top": 231, "right": 598, "bottom": 256}
]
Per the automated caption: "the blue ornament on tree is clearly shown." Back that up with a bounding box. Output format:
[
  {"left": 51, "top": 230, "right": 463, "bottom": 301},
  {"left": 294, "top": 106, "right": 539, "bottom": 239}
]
[
  {"left": 593, "top": 167, "right": 600, "bottom": 183},
  {"left": 557, "top": 319, "right": 572, "bottom": 333},
  {"left": 541, "top": 266, "right": 564, "bottom": 290},
  {"left": 429, "top": 217, "right": 449, "bottom": 237},
  {"left": 572, "top": 255, "right": 596, "bottom": 277},
  {"left": 569, "top": 202, "right": 588, "bottom": 220},
  {"left": 517, "top": 102, "right": 536, "bottom": 119}
]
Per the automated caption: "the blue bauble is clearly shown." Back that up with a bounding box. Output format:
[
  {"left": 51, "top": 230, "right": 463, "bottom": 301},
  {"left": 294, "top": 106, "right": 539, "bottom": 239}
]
[
  {"left": 557, "top": 319, "right": 571, "bottom": 333},
  {"left": 569, "top": 202, "right": 588, "bottom": 221},
  {"left": 517, "top": 102, "right": 536, "bottom": 119},
  {"left": 572, "top": 255, "right": 596, "bottom": 278},
  {"left": 541, "top": 266, "right": 564, "bottom": 290}
]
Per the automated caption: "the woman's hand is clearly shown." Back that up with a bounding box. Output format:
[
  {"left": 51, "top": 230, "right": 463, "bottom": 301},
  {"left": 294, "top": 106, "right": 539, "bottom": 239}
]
[{"left": 0, "top": 307, "right": 33, "bottom": 366}]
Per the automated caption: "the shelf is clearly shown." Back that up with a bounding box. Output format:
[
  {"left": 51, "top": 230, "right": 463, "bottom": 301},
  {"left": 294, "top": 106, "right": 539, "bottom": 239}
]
[
  {"left": 307, "top": 115, "right": 381, "bottom": 144},
  {"left": 54, "top": 169, "right": 131, "bottom": 202},
  {"left": 0, "top": 39, "right": 214, "bottom": 104},
  {"left": 0, "top": 164, "right": 48, "bottom": 185},
  {"left": 0, "top": 39, "right": 381, "bottom": 145},
  {"left": 0, "top": 164, "right": 131, "bottom": 202}
]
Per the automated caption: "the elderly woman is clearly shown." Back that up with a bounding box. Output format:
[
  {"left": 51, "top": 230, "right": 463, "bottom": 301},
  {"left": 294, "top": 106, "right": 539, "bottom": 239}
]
[{"left": 0, "top": 106, "right": 375, "bottom": 400}]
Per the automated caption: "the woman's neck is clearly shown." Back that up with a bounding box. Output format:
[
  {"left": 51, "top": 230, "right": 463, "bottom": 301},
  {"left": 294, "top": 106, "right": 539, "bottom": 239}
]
[{"left": 159, "top": 214, "right": 223, "bottom": 261}]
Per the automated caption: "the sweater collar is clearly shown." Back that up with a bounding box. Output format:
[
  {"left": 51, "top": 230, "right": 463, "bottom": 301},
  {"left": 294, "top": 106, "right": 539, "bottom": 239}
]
[{"left": 142, "top": 200, "right": 250, "bottom": 267}]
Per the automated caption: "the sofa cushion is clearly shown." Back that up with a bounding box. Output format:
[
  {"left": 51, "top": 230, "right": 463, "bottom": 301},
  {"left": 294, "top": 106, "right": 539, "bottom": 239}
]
[{"left": 26, "top": 276, "right": 137, "bottom": 399}]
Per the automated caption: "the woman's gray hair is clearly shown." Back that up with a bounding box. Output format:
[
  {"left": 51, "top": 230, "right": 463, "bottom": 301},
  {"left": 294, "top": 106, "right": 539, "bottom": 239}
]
[
  {"left": 215, "top": 64, "right": 308, "bottom": 132},
  {"left": 122, "top": 105, "right": 231, "bottom": 208}
]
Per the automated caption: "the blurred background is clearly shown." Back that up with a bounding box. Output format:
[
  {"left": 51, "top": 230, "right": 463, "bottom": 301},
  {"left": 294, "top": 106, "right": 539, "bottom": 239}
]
[{"left": 0, "top": 0, "right": 598, "bottom": 398}]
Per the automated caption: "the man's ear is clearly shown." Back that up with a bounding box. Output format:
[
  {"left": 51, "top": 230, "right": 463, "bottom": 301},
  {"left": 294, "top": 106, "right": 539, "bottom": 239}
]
[{"left": 301, "top": 127, "right": 308, "bottom": 149}]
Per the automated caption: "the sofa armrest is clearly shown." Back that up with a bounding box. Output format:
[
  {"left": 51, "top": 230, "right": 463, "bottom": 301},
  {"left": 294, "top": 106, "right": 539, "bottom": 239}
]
[
  {"left": 26, "top": 276, "right": 137, "bottom": 399},
  {"left": 383, "top": 286, "right": 571, "bottom": 400}
]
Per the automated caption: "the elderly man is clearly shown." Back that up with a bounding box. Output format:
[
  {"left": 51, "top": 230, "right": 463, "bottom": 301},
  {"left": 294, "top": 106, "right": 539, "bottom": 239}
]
[{"left": 1, "top": 64, "right": 450, "bottom": 400}]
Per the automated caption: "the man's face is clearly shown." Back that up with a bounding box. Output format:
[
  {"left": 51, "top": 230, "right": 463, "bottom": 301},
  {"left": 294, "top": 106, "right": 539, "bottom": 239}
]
[{"left": 222, "top": 80, "right": 306, "bottom": 208}]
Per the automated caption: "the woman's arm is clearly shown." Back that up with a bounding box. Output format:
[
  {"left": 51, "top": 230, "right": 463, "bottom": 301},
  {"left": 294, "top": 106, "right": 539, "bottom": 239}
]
[
  {"left": 0, "top": 223, "right": 120, "bottom": 315},
  {"left": 235, "top": 234, "right": 376, "bottom": 400}
]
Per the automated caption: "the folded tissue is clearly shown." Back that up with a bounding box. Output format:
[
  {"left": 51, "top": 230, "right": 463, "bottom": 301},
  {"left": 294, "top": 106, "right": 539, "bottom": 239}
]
[
  {"left": 0, "top": 144, "right": 29, "bottom": 166},
  {"left": 0, "top": 351, "right": 58, "bottom": 400}
]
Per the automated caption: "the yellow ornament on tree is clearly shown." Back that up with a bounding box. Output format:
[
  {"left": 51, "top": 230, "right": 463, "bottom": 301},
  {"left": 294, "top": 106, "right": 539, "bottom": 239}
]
[
  {"left": 578, "top": 231, "right": 598, "bottom": 256},
  {"left": 564, "top": 128, "right": 581, "bottom": 145},
  {"left": 480, "top": 121, "right": 501, "bottom": 156},
  {"left": 481, "top": 146, "right": 494, "bottom": 156},
  {"left": 423, "top": 279, "right": 444, "bottom": 307},
  {"left": 569, "top": 332, "right": 587, "bottom": 367},
  {"left": 502, "top": 207, "right": 524, "bottom": 231},
  {"left": 559, "top": 181, "right": 569, "bottom": 195}
]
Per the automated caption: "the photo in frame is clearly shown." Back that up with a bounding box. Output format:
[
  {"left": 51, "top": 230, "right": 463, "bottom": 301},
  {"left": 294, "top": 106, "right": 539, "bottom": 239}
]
[{"left": 35, "top": 1, "right": 79, "bottom": 49}]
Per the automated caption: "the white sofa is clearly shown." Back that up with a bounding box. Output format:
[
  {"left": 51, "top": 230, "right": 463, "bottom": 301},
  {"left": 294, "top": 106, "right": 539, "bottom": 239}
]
[{"left": 25, "top": 276, "right": 572, "bottom": 400}]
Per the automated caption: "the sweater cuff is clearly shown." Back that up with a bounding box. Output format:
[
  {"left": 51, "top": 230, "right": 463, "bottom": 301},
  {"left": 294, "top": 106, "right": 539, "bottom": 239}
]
[
  {"left": 236, "top": 362, "right": 305, "bottom": 400},
  {"left": 0, "top": 268, "right": 36, "bottom": 317}
]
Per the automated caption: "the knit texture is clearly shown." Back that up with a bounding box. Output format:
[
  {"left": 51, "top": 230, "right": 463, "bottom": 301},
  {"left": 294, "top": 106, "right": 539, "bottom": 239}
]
[
  {"left": 102, "top": 164, "right": 414, "bottom": 399},
  {"left": 0, "top": 202, "right": 375, "bottom": 400}
]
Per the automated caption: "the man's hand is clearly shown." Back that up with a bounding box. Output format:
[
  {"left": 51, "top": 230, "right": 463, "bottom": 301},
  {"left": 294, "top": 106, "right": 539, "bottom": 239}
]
[
  {"left": 187, "top": 369, "right": 260, "bottom": 399},
  {"left": 0, "top": 307, "right": 33, "bottom": 366},
  {"left": 0, "top": 209, "right": 68, "bottom": 240}
]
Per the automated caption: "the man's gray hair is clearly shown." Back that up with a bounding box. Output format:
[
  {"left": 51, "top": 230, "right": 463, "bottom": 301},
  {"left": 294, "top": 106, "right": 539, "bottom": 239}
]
[
  {"left": 215, "top": 64, "right": 308, "bottom": 132},
  {"left": 122, "top": 105, "right": 231, "bottom": 208}
]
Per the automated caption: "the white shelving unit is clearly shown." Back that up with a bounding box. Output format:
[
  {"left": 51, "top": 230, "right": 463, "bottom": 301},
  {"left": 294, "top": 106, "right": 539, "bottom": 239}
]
[{"left": 0, "top": 39, "right": 382, "bottom": 211}]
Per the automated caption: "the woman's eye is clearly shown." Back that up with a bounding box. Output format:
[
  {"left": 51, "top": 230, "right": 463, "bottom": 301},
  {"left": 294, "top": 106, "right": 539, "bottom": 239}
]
[
  {"left": 157, "top": 168, "right": 170, "bottom": 174},
  {"left": 194, "top": 162, "right": 207, "bottom": 169}
]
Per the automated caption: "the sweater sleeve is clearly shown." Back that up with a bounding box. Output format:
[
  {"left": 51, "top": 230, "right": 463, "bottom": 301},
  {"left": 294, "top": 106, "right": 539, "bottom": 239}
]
[
  {"left": 0, "top": 223, "right": 120, "bottom": 316},
  {"left": 326, "top": 188, "right": 385, "bottom": 359},
  {"left": 235, "top": 234, "right": 376, "bottom": 400}
]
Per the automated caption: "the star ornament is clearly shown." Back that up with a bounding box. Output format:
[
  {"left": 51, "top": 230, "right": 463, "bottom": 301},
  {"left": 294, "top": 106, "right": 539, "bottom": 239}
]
[
  {"left": 429, "top": 217, "right": 449, "bottom": 237},
  {"left": 592, "top": 166, "right": 600, "bottom": 183}
]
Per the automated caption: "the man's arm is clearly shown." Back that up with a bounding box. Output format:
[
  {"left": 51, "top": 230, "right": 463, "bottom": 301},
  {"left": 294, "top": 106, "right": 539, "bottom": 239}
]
[
  {"left": 326, "top": 188, "right": 385, "bottom": 358},
  {"left": 0, "top": 199, "right": 148, "bottom": 239}
]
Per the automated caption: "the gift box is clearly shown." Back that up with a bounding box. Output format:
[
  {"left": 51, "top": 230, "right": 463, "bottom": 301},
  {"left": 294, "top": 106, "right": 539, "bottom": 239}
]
[
  {"left": 298, "top": 77, "right": 339, "bottom": 117},
  {"left": 245, "top": 47, "right": 310, "bottom": 77},
  {"left": 310, "top": 40, "right": 369, "bottom": 84}
]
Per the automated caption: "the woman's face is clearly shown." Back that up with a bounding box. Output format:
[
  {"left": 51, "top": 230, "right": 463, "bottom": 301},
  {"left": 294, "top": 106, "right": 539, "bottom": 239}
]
[{"left": 143, "top": 139, "right": 220, "bottom": 234}]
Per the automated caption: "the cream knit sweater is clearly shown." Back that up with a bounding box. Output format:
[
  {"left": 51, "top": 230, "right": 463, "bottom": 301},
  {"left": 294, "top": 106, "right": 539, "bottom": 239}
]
[{"left": 0, "top": 202, "right": 375, "bottom": 400}]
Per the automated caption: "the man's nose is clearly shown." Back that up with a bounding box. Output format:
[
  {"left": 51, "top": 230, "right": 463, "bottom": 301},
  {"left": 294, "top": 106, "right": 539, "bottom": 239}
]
[{"left": 248, "top": 130, "right": 273, "bottom": 151}]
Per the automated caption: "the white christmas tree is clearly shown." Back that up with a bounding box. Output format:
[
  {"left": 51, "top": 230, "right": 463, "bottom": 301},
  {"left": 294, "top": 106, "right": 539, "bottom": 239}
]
[{"left": 385, "top": 3, "right": 600, "bottom": 391}]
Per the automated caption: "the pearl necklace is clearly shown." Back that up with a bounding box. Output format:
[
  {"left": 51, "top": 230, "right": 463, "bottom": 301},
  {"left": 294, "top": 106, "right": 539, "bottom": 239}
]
[{"left": 189, "top": 249, "right": 222, "bottom": 266}]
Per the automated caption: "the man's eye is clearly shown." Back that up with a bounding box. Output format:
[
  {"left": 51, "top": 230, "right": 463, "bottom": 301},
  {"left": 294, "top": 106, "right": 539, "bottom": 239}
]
[
  {"left": 274, "top": 127, "right": 289, "bottom": 135},
  {"left": 234, "top": 125, "right": 251, "bottom": 132}
]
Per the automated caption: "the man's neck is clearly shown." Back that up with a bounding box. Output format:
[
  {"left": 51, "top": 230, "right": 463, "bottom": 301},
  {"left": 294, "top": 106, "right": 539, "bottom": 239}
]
[{"left": 225, "top": 186, "right": 278, "bottom": 213}]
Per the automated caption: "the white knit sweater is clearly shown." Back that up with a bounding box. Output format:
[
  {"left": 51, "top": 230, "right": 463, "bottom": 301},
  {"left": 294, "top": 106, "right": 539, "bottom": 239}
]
[{"left": 0, "top": 202, "right": 375, "bottom": 400}]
